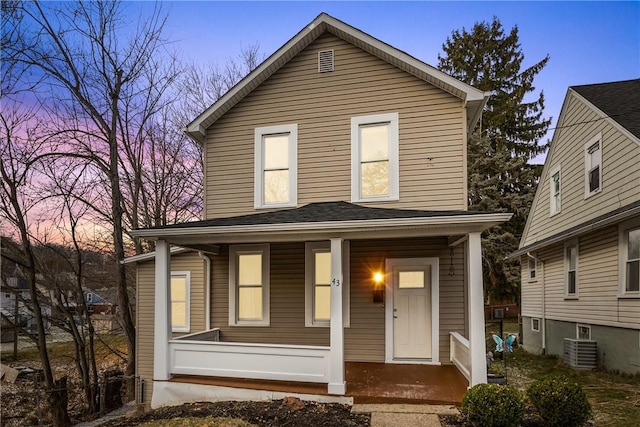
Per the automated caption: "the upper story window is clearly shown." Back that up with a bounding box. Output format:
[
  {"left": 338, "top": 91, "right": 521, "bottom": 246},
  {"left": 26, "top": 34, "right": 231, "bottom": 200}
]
[
  {"left": 304, "top": 241, "right": 350, "bottom": 327},
  {"left": 254, "top": 124, "right": 297, "bottom": 209},
  {"left": 549, "top": 165, "right": 561, "bottom": 216},
  {"left": 351, "top": 113, "right": 399, "bottom": 202},
  {"left": 528, "top": 258, "right": 537, "bottom": 281},
  {"left": 619, "top": 218, "right": 640, "bottom": 296},
  {"left": 229, "top": 244, "right": 270, "bottom": 326},
  {"left": 565, "top": 240, "right": 578, "bottom": 298},
  {"left": 584, "top": 134, "right": 602, "bottom": 197},
  {"left": 171, "top": 271, "right": 190, "bottom": 332}
]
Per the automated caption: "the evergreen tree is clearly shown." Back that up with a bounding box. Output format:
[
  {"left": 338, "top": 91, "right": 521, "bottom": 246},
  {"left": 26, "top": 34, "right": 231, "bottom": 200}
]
[{"left": 438, "top": 17, "right": 550, "bottom": 302}]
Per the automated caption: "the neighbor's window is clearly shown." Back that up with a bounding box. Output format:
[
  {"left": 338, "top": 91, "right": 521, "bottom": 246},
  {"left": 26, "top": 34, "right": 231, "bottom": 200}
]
[
  {"left": 550, "top": 165, "right": 561, "bottom": 216},
  {"left": 529, "top": 258, "right": 537, "bottom": 281},
  {"left": 584, "top": 135, "right": 602, "bottom": 196},
  {"left": 623, "top": 227, "right": 640, "bottom": 293},
  {"left": 304, "top": 241, "right": 350, "bottom": 327},
  {"left": 351, "top": 113, "right": 399, "bottom": 202},
  {"left": 531, "top": 318, "right": 540, "bottom": 332},
  {"left": 229, "top": 244, "right": 270, "bottom": 326},
  {"left": 254, "top": 124, "right": 297, "bottom": 208},
  {"left": 577, "top": 324, "right": 591, "bottom": 340},
  {"left": 565, "top": 241, "right": 578, "bottom": 297},
  {"left": 171, "top": 272, "right": 190, "bottom": 332}
]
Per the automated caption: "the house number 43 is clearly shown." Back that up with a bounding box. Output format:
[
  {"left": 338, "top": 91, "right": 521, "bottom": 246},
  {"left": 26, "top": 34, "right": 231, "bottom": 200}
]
[{"left": 332, "top": 278, "right": 341, "bottom": 287}]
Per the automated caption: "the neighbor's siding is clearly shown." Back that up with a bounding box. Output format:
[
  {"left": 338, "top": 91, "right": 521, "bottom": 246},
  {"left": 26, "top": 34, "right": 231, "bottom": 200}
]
[
  {"left": 209, "top": 238, "right": 466, "bottom": 363},
  {"left": 520, "top": 255, "right": 543, "bottom": 318},
  {"left": 531, "top": 227, "right": 639, "bottom": 329},
  {"left": 523, "top": 91, "right": 640, "bottom": 247},
  {"left": 136, "top": 252, "right": 206, "bottom": 405},
  {"left": 204, "top": 32, "right": 466, "bottom": 218}
]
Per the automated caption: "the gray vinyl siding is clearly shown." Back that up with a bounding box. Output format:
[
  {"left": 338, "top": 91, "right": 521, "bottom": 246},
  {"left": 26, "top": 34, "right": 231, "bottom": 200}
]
[
  {"left": 135, "top": 252, "right": 206, "bottom": 405},
  {"left": 204, "top": 32, "right": 466, "bottom": 218},
  {"left": 523, "top": 92, "right": 640, "bottom": 247},
  {"left": 209, "top": 238, "right": 466, "bottom": 364}
]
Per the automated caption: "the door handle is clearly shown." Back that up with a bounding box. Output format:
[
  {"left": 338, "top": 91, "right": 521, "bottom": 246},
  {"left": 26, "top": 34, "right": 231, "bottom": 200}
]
[{"left": 393, "top": 308, "right": 398, "bottom": 319}]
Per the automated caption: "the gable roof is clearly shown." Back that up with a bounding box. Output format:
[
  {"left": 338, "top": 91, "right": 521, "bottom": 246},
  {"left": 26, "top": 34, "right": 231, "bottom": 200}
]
[
  {"left": 185, "top": 13, "right": 489, "bottom": 143},
  {"left": 571, "top": 79, "right": 640, "bottom": 141}
]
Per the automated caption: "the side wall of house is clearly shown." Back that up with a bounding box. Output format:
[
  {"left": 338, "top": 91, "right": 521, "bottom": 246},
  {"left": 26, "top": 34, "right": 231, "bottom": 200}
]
[
  {"left": 209, "top": 237, "right": 466, "bottom": 363},
  {"left": 136, "top": 252, "right": 206, "bottom": 405},
  {"left": 523, "top": 92, "right": 640, "bottom": 247},
  {"left": 205, "top": 32, "right": 467, "bottom": 218}
]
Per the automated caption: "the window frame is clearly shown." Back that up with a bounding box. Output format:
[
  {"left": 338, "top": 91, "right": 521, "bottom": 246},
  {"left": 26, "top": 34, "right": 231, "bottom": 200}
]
[
  {"left": 618, "top": 217, "right": 640, "bottom": 298},
  {"left": 229, "top": 244, "right": 270, "bottom": 326},
  {"left": 564, "top": 239, "right": 579, "bottom": 298},
  {"left": 170, "top": 271, "right": 191, "bottom": 333},
  {"left": 528, "top": 258, "right": 537, "bottom": 282},
  {"left": 576, "top": 324, "right": 591, "bottom": 340},
  {"left": 584, "top": 133, "right": 602, "bottom": 198},
  {"left": 531, "top": 318, "right": 540, "bottom": 332},
  {"left": 304, "top": 241, "right": 350, "bottom": 328},
  {"left": 254, "top": 124, "right": 298, "bottom": 209},
  {"left": 351, "top": 113, "right": 399, "bottom": 202},
  {"left": 549, "top": 164, "right": 562, "bottom": 216}
]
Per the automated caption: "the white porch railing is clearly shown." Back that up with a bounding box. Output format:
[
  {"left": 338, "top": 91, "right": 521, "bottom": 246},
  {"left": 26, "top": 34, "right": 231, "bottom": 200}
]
[
  {"left": 450, "top": 332, "right": 471, "bottom": 382},
  {"left": 168, "top": 338, "right": 331, "bottom": 383}
]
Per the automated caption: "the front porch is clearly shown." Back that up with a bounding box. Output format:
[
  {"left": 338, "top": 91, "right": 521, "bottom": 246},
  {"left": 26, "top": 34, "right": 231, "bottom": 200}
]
[{"left": 170, "top": 362, "right": 468, "bottom": 405}]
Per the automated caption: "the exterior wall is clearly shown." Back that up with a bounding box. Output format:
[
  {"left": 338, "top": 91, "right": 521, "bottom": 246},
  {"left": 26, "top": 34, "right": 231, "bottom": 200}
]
[
  {"left": 136, "top": 252, "right": 206, "bottom": 404},
  {"left": 205, "top": 32, "right": 466, "bottom": 218},
  {"left": 523, "top": 91, "right": 640, "bottom": 247},
  {"left": 210, "top": 238, "right": 466, "bottom": 364},
  {"left": 521, "top": 316, "right": 544, "bottom": 355},
  {"left": 545, "top": 319, "right": 640, "bottom": 374},
  {"left": 520, "top": 255, "right": 542, "bottom": 318}
]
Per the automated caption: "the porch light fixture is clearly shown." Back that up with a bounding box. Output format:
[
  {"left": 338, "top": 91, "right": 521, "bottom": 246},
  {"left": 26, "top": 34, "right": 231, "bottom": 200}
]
[{"left": 373, "top": 271, "right": 384, "bottom": 303}]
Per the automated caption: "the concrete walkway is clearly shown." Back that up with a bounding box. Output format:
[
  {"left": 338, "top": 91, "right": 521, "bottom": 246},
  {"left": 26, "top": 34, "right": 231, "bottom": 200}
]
[{"left": 352, "top": 403, "right": 459, "bottom": 427}]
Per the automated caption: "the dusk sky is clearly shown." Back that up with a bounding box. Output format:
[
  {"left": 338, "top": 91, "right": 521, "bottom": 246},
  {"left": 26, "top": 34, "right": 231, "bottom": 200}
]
[{"left": 138, "top": 1, "right": 639, "bottom": 163}]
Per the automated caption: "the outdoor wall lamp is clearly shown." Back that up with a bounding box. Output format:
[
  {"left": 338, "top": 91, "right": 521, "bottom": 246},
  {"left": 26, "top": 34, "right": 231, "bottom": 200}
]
[{"left": 372, "top": 271, "right": 384, "bottom": 303}]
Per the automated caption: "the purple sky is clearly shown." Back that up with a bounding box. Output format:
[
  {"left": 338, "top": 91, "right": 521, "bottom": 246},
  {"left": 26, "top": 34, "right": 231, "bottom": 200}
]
[{"left": 138, "top": 1, "right": 639, "bottom": 163}]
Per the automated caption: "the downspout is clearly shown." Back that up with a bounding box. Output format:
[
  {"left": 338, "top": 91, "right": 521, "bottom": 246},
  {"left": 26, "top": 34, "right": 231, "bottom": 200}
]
[
  {"left": 527, "top": 252, "right": 546, "bottom": 355},
  {"left": 198, "top": 252, "right": 212, "bottom": 330}
]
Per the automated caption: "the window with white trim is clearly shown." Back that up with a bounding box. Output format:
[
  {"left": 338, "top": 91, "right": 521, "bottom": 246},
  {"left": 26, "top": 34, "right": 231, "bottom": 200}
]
[
  {"left": 229, "top": 244, "right": 270, "bottom": 326},
  {"left": 619, "top": 219, "right": 640, "bottom": 295},
  {"left": 171, "top": 271, "right": 190, "bottom": 332},
  {"left": 351, "top": 113, "right": 399, "bottom": 202},
  {"left": 565, "top": 240, "right": 578, "bottom": 297},
  {"left": 529, "top": 258, "right": 537, "bottom": 281},
  {"left": 549, "top": 165, "right": 561, "bottom": 216},
  {"left": 584, "top": 135, "right": 602, "bottom": 197},
  {"left": 577, "top": 324, "right": 591, "bottom": 340},
  {"left": 304, "top": 241, "right": 350, "bottom": 327},
  {"left": 254, "top": 124, "right": 297, "bottom": 209},
  {"left": 531, "top": 318, "right": 540, "bottom": 332}
]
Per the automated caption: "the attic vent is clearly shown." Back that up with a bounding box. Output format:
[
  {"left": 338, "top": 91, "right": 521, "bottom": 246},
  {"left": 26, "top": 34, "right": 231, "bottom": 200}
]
[{"left": 318, "top": 50, "right": 334, "bottom": 72}]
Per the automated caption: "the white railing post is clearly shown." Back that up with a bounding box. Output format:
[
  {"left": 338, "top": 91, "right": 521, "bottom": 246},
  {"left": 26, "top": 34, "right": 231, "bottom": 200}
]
[
  {"left": 154, "top": 240, "right": 172, "bottom": 381},
  {"left": 467, "top": 232, "right": 487, "bottom": 386},
  {"left": 328, "top": 238, "right": 346, "bottom": 395}
]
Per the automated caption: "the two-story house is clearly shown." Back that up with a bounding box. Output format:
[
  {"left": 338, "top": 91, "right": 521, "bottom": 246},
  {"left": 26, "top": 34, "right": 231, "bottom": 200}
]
[
  {"left": 128, "top": 13, "right": 511, "bottom": 409},
  {"left": 511, "top": 79, "right": 640, "bottom": 374}
]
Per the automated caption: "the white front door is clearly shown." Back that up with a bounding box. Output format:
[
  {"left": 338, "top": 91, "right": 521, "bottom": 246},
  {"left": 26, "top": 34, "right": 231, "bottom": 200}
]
[{"left": 385, "top": 258, "right": 439, "bottom": 363}]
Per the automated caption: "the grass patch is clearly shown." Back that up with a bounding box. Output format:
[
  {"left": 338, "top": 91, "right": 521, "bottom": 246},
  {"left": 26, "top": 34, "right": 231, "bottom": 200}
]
[{"left": 139, "top": 417, "right": 257, "bottom": 427}]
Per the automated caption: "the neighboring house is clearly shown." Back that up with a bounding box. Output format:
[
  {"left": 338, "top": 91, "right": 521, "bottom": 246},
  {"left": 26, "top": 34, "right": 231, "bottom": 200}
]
[
  {"left": 127, "top": 13, "right": 511, "bottom": 408},
  {"left": 84, "top": 290, "right": 117, "bottom": 315},
  {"left": 511, "top": 79, "right": 640, "bottom": 374}
]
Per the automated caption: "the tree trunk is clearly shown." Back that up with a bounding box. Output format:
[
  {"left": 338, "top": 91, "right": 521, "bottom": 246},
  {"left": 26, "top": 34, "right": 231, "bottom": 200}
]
[{"left": 49, "top": 376, "right": 71, "bottom": 427}]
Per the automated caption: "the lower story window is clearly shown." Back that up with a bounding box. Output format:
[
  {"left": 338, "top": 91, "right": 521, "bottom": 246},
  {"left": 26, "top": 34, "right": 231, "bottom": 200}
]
[
  {"left": 229, "top": 244, "right": 270, "bottom": 326},
  {"left": 171, "top": 271, "right": 190, "bottom": 332}
]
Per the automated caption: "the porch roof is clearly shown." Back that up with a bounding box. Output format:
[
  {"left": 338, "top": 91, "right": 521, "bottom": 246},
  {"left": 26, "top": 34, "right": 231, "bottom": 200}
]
[{"left": 131, "top": 202, "right": 511, "bottom": 245}]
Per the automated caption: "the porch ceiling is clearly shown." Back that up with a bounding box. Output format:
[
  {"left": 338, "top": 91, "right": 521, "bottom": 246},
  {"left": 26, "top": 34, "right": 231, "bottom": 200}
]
[{"left": 131, "top": 202, "right": 511, "bottom": 246}]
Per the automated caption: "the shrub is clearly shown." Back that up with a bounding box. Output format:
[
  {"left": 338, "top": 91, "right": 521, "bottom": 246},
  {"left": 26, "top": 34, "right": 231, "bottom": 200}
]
[
  {"left": 461, "top": 383, "right": 525, "bottom": 427},
  {"left": 527, "top": 375, "right": 591, "bottom": 427}
]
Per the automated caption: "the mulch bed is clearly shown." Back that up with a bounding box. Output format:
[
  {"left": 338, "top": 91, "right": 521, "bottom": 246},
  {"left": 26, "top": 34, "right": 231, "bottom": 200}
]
[{"left": 101, "top": 399, "right": 371, "bottom": 427}]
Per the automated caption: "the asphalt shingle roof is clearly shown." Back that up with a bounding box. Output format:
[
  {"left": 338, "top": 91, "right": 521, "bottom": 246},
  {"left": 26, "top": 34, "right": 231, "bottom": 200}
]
[
  {"left": 571, "top": 79, "right": 640, "bottom": 140},
  {"left": 143, "top": 201, "right": 495, "bottom": 230}
]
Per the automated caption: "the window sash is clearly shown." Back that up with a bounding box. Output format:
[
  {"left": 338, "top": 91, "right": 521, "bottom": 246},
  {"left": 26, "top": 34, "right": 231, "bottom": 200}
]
[
  {"left": 254, "top": 125, "right": 297, "bottom": 208},
  {"left": 625, "top": 228, "right": 640, "bottom": 292},
  {"left": 170, "top": 273, "right": 190, "bottom": 332},
  {"left": 566, "top": 245, "right": 577, "bottom": 295},
  {"left": 359, "top": 123, "right": 390, "bottom": 198},
  {"left": 230, "top": 245, "right": 270, "bottom": 326},
  {"left": 529, "top": 259, "right": 536, "bottom": 280}
]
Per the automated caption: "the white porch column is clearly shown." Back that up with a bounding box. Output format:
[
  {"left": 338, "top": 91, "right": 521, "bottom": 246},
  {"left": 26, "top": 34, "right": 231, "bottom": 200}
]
[
  {"left": 467, "top": 232, "right": 487, "bottom": 386},
  {"left": 328, "top": 237, "right": 346, "bottom": 395},
  {"left": 153, "top": 240, "right": 172, "bottom": 381}
]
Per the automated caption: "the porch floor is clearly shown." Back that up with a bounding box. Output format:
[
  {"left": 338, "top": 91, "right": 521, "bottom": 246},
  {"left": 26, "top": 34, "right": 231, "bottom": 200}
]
[{"left": 171, "top": 362, "right": 468, "bottom": 405}]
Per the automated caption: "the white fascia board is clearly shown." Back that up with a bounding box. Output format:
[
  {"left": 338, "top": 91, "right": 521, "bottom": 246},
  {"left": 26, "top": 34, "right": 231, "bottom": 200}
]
[
  {"left": 131, "top": 213, "right": 512, "bottom": 241},
  {"left": 122, "top": 246, "right": 190, "bottom": 264}
]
